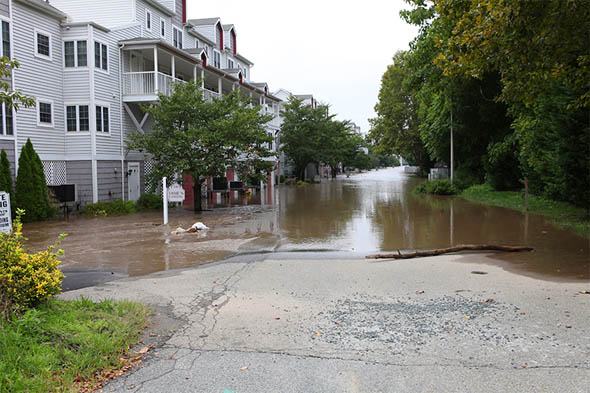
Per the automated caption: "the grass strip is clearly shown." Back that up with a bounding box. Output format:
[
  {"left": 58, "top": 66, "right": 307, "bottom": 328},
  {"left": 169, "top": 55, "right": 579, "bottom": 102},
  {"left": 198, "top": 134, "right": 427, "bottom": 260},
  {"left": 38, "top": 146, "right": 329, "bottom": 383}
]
[
  {"left": 0, "top": 297, "right": 149, "bottom": 393},
  {"left": 461, "top": 184, "right": 590, "bottom": 238}
]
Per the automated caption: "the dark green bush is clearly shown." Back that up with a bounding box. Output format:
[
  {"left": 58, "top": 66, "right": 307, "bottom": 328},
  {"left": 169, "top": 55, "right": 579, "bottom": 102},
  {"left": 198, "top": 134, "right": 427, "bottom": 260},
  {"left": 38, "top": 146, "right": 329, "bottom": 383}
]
[
  {"left": 413, "top": 179, "right": 457, "bottom": 195},
  {"left": 15, "top": 140, "right": 53, "bottom": 222},
  {"left": 135, "top": 192, "right": 162, "bottom": 211},
  {"left": 0, "top": 150, "right": 13, "bottom": 212},
  {"left": 83, "top": 199, "right": 136, "bottom": 217},
  {"left": 279, "top": 175, "right": 285, "bottom": 184},
  {"left": 485, "top": 134, "right": 522, "bottom": 191}
]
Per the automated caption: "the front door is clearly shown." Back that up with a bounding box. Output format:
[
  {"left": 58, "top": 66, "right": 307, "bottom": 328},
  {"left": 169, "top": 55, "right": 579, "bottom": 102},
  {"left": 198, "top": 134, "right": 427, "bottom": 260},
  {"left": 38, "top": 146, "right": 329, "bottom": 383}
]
[{"left": 128, "top": 163, "right": 140, "bottom": 202}]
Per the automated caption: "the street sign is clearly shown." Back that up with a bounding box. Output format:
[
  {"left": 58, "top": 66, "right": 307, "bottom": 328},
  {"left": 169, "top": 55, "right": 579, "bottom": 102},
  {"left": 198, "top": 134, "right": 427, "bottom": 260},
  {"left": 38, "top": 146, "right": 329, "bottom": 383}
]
[
  {"left": 0, "top": 192, "right": 12, "bottom": 234},
  {"left": 167, "top": 183, "right": 185, "bottom": 202}
]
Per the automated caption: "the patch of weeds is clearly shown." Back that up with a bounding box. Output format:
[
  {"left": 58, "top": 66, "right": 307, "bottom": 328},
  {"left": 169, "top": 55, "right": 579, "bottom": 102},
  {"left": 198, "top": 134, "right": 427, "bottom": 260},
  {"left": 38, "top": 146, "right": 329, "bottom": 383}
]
[
  {"left": 0, "top": 297, "right": 149, "bottom": 392},
  {"left": 461, "top": 184, "right": 590, "bottom": 238},
  {"left": 83, "top": 199, "right": 137, "bottom": 217},
  {"left": 413, "top": 179, "right": 457, "bottom": 195}
]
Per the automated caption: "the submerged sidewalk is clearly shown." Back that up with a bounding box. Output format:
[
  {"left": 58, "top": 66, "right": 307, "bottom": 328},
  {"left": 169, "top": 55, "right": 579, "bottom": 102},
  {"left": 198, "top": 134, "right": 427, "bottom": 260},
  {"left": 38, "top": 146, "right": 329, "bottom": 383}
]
[{"left": 60, "top": 254, "right": 590, "bottom": 392}]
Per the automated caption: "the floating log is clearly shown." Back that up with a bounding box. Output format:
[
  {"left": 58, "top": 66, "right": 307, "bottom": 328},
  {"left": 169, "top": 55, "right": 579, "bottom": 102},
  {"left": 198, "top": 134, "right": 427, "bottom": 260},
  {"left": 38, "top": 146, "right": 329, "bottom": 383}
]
[{"left": 366, "top": 244, "right": 534, "bottom": 260}]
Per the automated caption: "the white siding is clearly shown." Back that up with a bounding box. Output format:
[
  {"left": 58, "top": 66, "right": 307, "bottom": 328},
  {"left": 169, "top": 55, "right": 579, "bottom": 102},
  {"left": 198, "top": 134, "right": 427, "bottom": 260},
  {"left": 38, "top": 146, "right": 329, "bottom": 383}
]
[
  {"left": 0, "top": 0, "right": 9, "bottom": 18},
  {"left": 93, "top": 24, "right": 140, "bottom": 156},
  {"left": 61, "top": 25, "right": 93, "bottom": 155},
  {"left": 50, "top": 0, "right": 134, "bottom": 28},
  {"left": 194, "top": 25, "right": 216, "bottom": 46},
  {"left": 136, "top": 0, "right": 172, "bottom": 42},
  {"left": 171, "top": 0, "right": 183, "bottom": 27},
  {"left": 12, "top": 2, "right": 66, "bottom": 157}
]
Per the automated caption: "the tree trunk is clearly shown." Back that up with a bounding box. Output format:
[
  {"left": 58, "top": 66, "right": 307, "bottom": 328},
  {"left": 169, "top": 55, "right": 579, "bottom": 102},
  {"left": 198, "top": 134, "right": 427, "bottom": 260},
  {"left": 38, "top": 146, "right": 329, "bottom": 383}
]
[
  {"left": 366, "top": 244, "right": 534, "bottom": 260},
  {"left": 298, "top": 167, "right": 305, "bottom": 182},
  {"left": 331, "top": 166, "right": 337, "bottom": 178},
  {"left": 192, "top": 178, "right": 202, "bottom": 213}
]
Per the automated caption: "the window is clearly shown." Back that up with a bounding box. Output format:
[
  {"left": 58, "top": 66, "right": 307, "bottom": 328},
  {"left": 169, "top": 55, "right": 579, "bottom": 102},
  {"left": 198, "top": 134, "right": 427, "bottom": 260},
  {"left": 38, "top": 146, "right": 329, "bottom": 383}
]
[
  {"left": 160, "top": 19, "right": 166, "bottom": 38},
  {"left": 228, "top": 59, "right": 233, "bottom": 69},
  {"left": 1, "top": 21, "right": 10, "bottom": 58},
  {"left": 66, "top": 105, "right": 90, "bottom": 132},
  {"left": 94, "top": 41, "right": 108, "bottom": 71},
  {"left": 145, "top": 10, "right": 152, "bottom": 32},
  {"left": 66, "top": 106, "right": 76, "bottom": 131},
  {"left": 0, "top": 104, "right": 13, "bottom": 136},
  {"left": 34, "top": 30, "right": 51, "bottom": 59},
  {"left": 195, "top": 39, "right": 199, "bottom": 48},
  {"left": 79, "top": 105, "right": 89, "bottom": 131},
  {"left": 173, "top": 27, "right": 182, "bottom": 49},
  {"left": 37, "top": 100, "right": 53, "bottom": 127},
  {"left": 96, "top": 105, "right": 109, "bottom": 133},
  {"left": 64, "top": 40, "right": 87, "bottom": 68},
  {"left": 214, "top": 51, "right": 220, "bottom": 68}
]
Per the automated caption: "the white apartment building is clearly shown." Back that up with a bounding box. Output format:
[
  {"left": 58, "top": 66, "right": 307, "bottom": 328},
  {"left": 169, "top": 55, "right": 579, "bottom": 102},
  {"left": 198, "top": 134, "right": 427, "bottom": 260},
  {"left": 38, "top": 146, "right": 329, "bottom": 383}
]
[{"left": 1, "top": 0, "right": 281, "bottom": 205}]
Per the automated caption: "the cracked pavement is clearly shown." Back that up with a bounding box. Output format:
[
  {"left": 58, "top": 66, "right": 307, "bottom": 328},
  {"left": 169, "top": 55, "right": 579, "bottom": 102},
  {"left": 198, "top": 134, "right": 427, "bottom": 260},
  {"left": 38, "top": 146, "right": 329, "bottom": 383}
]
[{"left": 60, "top": 254, "right": 590, "bottom": 392}]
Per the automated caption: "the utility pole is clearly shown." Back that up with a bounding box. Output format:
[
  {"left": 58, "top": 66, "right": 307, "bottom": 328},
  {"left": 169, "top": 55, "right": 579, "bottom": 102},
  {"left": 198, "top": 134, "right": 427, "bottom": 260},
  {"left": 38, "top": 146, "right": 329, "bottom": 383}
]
[{"left": 451, "top": 102, "right": 455, "bottom": 184}]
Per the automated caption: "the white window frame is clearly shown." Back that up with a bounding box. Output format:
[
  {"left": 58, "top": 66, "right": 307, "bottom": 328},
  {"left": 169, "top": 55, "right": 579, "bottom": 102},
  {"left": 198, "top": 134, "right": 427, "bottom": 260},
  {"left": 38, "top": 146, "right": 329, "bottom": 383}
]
[
  {"left": 63, "top": 37, "right": 88, "bottom": 70},
  {"left": 145, "top": 9, "right": 152, "bottom": 32},
  {"left": 172, "top": 26, "right": 183, "bottom": 49},
  {"left": 0, "top": 16, "right": 11, "bottom": 59},
  {"left": 160, "top": 18, "right": 166, "bottom": 38},
  {"left": 0, "top": 103, "right": 14, "bottom": 138},
  {"left": 37, "top": 99, "right": 54, "bottom": 128},
  {"left": 64, "top": 103, "right": 91, "bottom": 133},
  {"left": 213, "top": 50, "right": 220, "bottom": 68},
  {"left": 95, "top": 102, "right": 111, "bottom": 135},
  {"left": 34, "top": 28, "right": 52, "bottom": 61},
  {"left": 228, "top": 59, "right": 234, "bottom": 69},
  {"left": 94, "top": 40, "right": 109, "bottom": 74}
]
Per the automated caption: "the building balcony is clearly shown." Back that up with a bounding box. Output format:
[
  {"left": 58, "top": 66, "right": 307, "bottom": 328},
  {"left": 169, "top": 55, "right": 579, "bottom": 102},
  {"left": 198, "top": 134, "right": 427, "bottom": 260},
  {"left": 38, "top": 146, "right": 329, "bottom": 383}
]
[{"left": 122, "top": 71, "right": 187, "bottom": 102}]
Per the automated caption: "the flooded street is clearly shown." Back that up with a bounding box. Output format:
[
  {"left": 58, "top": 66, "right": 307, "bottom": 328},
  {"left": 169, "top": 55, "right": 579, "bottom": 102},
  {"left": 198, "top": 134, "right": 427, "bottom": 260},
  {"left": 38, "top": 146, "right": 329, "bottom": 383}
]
[{"left": 24, "top": 167, "right": 588, "bottom": 282}]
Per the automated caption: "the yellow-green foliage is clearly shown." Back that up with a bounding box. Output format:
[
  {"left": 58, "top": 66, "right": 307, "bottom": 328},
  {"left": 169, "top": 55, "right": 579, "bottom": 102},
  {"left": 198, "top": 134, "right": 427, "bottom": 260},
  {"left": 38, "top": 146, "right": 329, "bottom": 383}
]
[{"left": 0, "top": 209, "right": 66, "bottom": 313}]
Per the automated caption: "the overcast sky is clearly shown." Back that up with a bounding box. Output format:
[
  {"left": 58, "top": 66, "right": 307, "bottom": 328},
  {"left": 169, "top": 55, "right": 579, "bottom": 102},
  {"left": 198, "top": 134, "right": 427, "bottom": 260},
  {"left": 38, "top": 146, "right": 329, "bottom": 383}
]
[{"left": 187, "top": 0, "right": 419, "bottom": 134}]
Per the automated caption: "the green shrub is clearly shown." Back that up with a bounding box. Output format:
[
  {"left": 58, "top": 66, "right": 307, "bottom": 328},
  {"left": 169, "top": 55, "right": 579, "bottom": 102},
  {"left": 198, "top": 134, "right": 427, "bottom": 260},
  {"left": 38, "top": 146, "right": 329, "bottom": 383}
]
[
  {"left": 296, "top": 180, "right": 308, "bottom": 187},
  {"left": 413, "top": 179, "right": 457, "bottom": 195},
  {"left": 0, "top": 150, "right": 13, "bottom": 209},
  {"left": 279, "top": 175, "right": 285, "bottom": 183},
  {"left": 136, "top": 192, "right": 162, "bottom": 211},
  {"left": 0, "top": 210, "right": 65, "bottom": 315},
  {"left": 15, "top": 140, "right": 53, "bottom": 222},
  {"left": 83, "top": 199, "right": 136, "bottom": 217},
  {"left": 485, "top": 134, "right": 522, "bottom": 191}
]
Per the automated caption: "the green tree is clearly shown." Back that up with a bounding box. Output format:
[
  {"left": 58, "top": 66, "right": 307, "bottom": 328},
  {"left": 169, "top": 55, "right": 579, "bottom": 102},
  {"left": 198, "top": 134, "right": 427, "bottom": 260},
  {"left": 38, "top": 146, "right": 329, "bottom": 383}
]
[
  {"left": 0, "top": 150, "right": 13, "bottom": 204},
  {"left": 16, "top": 139, "right": 51, "bottom": 222},
  {"left": 369, "top": 51, "right": 432, "bottom": 172},
  {"left": 280, "top": 97, "right": 333, "bottom": 180},
  {"left": 127, "top": 81, "right": 275, "bottom": 212},
  {"left": 0, "top": 57, "right": 35, "bottom": 111}
]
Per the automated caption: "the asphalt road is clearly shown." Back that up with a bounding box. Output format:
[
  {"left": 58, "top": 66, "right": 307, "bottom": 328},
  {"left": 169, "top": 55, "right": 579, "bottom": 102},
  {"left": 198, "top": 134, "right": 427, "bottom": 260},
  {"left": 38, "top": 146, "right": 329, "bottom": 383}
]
[{"left": 60, "top": 253, "right": 590, "bottom": 393}]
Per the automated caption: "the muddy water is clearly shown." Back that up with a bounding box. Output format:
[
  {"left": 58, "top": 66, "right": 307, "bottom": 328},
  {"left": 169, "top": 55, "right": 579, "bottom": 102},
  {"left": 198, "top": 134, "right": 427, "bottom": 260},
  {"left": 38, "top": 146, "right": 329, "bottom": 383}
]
[{"left": 24, "top": 167, "right": 588, "bottom": 281}]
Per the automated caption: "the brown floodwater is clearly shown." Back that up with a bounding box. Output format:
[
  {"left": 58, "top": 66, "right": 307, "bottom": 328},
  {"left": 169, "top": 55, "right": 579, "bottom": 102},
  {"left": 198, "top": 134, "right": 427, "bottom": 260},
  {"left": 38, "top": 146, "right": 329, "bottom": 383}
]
[{"left": 23, "top": 167, "right": 589, "bottom": 282}]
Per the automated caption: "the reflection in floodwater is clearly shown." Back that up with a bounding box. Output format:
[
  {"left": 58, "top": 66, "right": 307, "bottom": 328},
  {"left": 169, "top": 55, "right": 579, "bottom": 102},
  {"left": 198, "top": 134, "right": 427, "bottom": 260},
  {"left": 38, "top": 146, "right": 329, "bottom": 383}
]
[{"left": 23, "top": 167, "right": 589, "bottom": 281}]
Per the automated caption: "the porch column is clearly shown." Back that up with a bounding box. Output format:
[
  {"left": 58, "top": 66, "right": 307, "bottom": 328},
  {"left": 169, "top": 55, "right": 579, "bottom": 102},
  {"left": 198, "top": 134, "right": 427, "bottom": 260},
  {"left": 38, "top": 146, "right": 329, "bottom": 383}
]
[
  {"left": 218, "top": 77, "right": 222, "bottom": 94},
  {"left": 232, "top": 83, "right": 236, "bottom": 91},
  {"left": 154, "top": 47, "right": 159, "bottom": 93},
  {"left": 171, "top": 55, "right": 175, "bottom": 79},
  {"left": 259, "top": 95, "right": 263, "bottom": 105},
  {"left": 200, "top": 69, "right": 205, "bottom": 88},
  {"left": 193, "top": 66, "right": 197, "bottom": 83}
]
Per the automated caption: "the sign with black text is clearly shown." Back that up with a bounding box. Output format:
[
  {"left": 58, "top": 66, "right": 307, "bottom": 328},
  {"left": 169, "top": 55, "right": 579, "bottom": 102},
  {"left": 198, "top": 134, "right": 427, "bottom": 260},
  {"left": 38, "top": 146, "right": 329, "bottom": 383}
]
[
  {"left": 0, "top": 192, "right": 12, "bottom": 234},
  {"left": 167, "top": 183, "right": 185, "bottom": 202}
]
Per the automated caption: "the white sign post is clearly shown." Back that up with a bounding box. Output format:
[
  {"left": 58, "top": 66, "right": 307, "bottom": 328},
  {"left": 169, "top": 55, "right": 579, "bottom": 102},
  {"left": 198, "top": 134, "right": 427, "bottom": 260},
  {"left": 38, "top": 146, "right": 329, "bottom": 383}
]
[
  {"left": 162, "top": 177, "right": 168, "bottom": 225},
  {"left": 0, "top": 192, "right": 12, "bottom": 234}
]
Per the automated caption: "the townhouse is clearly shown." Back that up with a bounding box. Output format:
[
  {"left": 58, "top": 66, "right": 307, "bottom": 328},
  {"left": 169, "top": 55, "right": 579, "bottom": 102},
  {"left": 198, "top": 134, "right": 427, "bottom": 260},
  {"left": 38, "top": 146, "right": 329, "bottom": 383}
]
[{"left": 1, "top": 0, "right": 282, "bottom": 205}]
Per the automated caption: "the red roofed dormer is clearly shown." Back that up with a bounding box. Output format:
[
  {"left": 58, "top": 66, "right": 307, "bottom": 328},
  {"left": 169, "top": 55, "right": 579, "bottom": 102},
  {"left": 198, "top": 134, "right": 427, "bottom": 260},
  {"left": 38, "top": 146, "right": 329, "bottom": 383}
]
[
  {"left": 239, "top": 72, "right": 243, "bottom": 84},
  {"left": 216, "top": 23, "right": 223, "bottom": 50},
  {"left": 182, "top": 0, "right": 187, "bottom": 23},
  {"left": 231, "top": 29, "right": 237, "bottom": 56},
  {"left": 201, "top": 53, "right": 207, "bottom": 67},
  {"left": 264, "top": 86, "right": 268, "bottom": 96}
]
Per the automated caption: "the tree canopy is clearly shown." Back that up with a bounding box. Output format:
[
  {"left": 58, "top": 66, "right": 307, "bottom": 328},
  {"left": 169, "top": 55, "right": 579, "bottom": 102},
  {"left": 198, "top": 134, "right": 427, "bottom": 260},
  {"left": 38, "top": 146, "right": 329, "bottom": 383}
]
[
  {"left": 370, "top": 0, "right": 589, "bottom": 206},
  {"left": 127, "top": 81, "right": 275, "bottom": 211}
]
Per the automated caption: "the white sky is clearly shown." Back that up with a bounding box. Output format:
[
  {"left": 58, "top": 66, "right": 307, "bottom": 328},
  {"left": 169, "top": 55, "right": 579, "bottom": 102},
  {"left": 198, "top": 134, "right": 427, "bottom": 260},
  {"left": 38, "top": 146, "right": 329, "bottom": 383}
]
[{"left": 187, "top": 0, "right": 418, "bottom": 134}]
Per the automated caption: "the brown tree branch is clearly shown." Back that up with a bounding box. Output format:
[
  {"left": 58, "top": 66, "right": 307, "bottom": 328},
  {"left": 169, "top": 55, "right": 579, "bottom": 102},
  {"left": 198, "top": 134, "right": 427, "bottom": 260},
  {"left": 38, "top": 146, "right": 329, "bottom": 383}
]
[{"left": 366, "top": 244, "right": 533, "bottom": 260}]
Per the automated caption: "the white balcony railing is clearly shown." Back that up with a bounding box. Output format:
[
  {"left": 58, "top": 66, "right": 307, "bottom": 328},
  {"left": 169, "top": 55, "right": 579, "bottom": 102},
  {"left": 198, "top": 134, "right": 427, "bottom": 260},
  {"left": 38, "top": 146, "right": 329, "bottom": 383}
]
[{"left": 122, "top": 71, "right": 187, "bottom": 98}]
